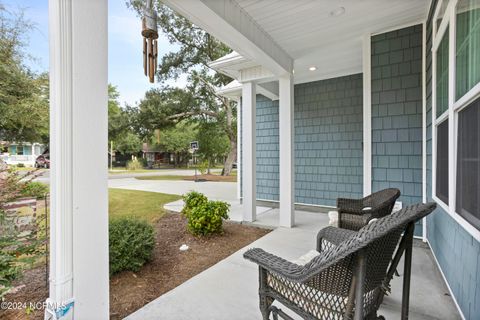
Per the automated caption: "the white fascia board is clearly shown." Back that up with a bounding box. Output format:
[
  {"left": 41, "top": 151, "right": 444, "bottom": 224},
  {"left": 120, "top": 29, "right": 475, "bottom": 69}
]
[
  {"left": 217, "top": 81, "right": 279, "bottom": 101},
  {"left": 208, "top": 51, "right": 247, "bottom": 69},
  {"left": 239, "top": 65, "right": 275, "bottom": 83},
  {"left": 163, "top": 0, "right": 293, "bottom": 75}
]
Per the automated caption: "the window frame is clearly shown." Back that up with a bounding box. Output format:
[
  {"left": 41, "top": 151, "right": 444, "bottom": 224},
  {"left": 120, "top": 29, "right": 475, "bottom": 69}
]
[{"left": 432, "top": 0, "right": 480, "bottom": 240}]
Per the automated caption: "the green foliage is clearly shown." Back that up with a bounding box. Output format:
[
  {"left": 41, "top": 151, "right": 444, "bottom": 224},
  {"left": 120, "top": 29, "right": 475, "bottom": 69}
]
[
  {"left": 109, "top": 217, "right": 155, "bottom": 275},
  {"left": 108, "top": 84, "right": 142, "bottom": 154},
  {"left": 0, "top": 7, "right": 49, "bottom": 143},
  {"left": 197, "top": 122, "right": 230, "bottom": 166},
  {"left": 126, "top": 158, "right": 143, "bottom": 171},
  {"left": 20, "top": 181, "right": 48, "bottom": 199},
  {"left": 158, "top": 121, "right": 196, "bottom": 154},
  {"left": 134, "top": 87, "right": 196, "bottom": 136},
  {"left": 127, "top": 1, "right": 231, "bottom": 85},
  {"left": 16, "top": 163, "right": 25, "bottom": 168},
  {"left": 127, "top": 1, "right": 238, "bottom": 176},
  {"left": 198, "top": 160, "right": 209, "bottom": 175},
  {"left": 115, "top": 132, "right": 142, "bottom": 155},
  {"left": 181, "top": 191, "right": 229, "bottom": 236},
  {"left": 182, "top": 191, "right": 208, "bottom": 211},
  {"left": 0, "top": 166, "right": 44, "bottom": 298}
]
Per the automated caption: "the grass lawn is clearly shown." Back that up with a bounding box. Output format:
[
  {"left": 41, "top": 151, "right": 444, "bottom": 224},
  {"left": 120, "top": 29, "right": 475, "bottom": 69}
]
[{"left": 108, "top": 188, "right": 181, "bottom": 222}]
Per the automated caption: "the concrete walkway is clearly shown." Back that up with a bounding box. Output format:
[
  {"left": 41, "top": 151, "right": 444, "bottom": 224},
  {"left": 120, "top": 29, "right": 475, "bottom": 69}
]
[{"left": 125, "top": 209, "right": 461, "bottom": 320}]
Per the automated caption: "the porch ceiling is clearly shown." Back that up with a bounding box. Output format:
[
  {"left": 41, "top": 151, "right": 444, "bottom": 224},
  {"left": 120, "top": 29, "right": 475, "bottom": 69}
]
[{"left": 236, "top": 0, "right": 429, "bottom": 82}]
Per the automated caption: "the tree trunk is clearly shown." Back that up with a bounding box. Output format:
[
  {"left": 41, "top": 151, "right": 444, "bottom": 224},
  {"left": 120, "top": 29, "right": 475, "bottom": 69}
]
[{"left": 222, "top": 137, "right": 237, "bottom": 176}]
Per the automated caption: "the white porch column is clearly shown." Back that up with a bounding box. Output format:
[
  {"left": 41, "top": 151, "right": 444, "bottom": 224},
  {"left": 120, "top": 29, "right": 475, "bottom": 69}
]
[
  {"left": 48, "top": 0, "right": 109, "bottom": 319},
  {"left": 236, "top": 98, "right": 242, "bottom": 200},
  {"left": 279, "top": 74, "right": 295, "bottom": 227},
  {"left": 362, "top": 34, "right": 372, "bottom": 196},
  {"left": 242, "top": 82, "right": 256, "bottom": 221}
]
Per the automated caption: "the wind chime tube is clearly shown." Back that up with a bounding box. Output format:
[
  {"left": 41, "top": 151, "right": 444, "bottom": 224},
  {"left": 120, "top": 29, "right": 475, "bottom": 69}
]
[
  {"left": 149, "top": 38, "right": 155, "bottom": 83},
  {"left": 141, "top": 0, "right": 159, "bottom": 83},
  {"left": 143, "top": 38, "right": 147, "bottom": 76},
  {"left": 153, "top": 39, "right": 157, "bottom": 75}
]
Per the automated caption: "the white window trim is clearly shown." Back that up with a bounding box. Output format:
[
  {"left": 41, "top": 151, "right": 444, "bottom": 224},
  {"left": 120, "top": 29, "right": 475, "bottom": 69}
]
[{"left": 432, "top": 0, "right": 480, "bottom": 241}]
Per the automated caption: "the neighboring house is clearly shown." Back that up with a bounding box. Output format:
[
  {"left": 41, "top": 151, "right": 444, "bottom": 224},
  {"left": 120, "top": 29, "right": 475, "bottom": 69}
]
[
  {"left": 0, "top": 142, "right": 46, "bottom": 167},
  {"left": 142, "top": 143, "right": 174, "bottom": 167}
]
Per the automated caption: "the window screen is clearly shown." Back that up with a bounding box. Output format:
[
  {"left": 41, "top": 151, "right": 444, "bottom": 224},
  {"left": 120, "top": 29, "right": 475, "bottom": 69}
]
[
  {"left": 456, "top": 96, "right": 480, "bottom": 229},
  {"left": 456, "top": 0, "right": 480, "bottom": 100},
  {"left": 436, "top": 29, "right": 450, "bottom": 117},
  {"left": 436, "top": 119, "right": 449, "bottom": 204}
]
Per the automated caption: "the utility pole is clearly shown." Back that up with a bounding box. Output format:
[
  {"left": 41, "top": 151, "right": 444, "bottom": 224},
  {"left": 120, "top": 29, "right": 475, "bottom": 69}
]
[{"left": 110, "top": 141, "right": 113, "bottom": 171}]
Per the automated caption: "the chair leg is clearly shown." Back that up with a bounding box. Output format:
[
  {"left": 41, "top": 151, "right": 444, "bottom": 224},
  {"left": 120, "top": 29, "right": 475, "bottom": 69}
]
[
  {"left": 354, "top": 250, "right": 367, "bottom": 320},
  {"left": 401, "top": 223, "right": 414, "bottom": 320},
  {"left": 259, "top": 266, "right": 274, "bottom": 320}
]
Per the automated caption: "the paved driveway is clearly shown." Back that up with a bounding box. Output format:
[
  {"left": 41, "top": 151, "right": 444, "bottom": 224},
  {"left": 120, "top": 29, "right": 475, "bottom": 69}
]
[{"left": 35, "top": 168, "right": 222, "bottom": 184}]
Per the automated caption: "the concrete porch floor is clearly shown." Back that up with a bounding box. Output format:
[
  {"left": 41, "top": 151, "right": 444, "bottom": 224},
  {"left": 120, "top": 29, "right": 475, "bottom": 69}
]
[{"left": 125, "top": 209, "right": 461, "bottom": 320}]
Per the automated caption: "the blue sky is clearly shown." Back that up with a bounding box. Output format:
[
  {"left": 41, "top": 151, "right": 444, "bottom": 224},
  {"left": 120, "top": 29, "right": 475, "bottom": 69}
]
[{"left": 2, "top": 0, "right": 184, "bottom": 106}]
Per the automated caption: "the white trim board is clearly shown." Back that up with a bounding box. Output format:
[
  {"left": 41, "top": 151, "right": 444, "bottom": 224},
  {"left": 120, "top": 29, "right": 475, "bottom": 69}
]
[
  {"left": 362, "top": 33, "right": 372, "bottom": 197},
  {"left": 422, "top": 21, "right": 428, "bottom": 242},
  {"left": 426, "top": 239, "right": 466, "bottom": 320}
]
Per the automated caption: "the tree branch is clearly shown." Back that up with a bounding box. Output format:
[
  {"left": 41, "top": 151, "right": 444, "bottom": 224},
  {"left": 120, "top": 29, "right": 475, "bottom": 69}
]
[{"left": 166, "top": 110, "right": 218, "bottom": 120}]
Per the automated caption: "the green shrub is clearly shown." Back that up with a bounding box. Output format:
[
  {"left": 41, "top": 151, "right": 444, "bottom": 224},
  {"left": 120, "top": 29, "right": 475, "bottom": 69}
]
[
  {"left": 182, "top": 191, "right": 208, "bottom": 215},
  {"left": 109, "top": 217, "right": 155, "bottom": 276},
  {"left": 198, "top": 160, "right": 209, "bottom": 175},
  {"left": 21, "top": 181, "right": 49, "bottom": 199},
  {"left": 126, "top": 159, "right": 143, "bottom": 171},
  {"left": 182, "top": 191, "right": 229, "bottom": 236},
  {"left": 16, "top": 163, "right": 25, "bottom": 168}
]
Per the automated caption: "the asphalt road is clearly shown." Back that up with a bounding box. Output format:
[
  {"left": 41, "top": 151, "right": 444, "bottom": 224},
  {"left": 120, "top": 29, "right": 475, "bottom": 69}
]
[{"left": 34, "top": 168, "right": 222, "bottom": 184}]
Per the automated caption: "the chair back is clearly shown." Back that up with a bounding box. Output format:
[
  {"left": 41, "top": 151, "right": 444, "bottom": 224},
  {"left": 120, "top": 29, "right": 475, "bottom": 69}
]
[
  {"left": 366, "top": 188, "right": 401, "bottom": 216},
  {"left": 306, "top": 203, "right": 436, "bottom": 298}
]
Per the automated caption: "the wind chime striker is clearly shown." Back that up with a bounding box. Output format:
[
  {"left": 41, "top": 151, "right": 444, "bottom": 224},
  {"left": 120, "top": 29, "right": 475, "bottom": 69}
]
[{"left": 142, "top": 0, "right": 158, "bottom": 83}]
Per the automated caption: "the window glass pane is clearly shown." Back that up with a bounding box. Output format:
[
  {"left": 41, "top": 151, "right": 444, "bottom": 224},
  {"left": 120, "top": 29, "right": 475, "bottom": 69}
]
[
  {"left": 436, "top": 28, "right": 450, "bottom": 118},
  {"left": 436, "top": 119, "right": 449, "bottom": 203},
  {"left": 17, "top": 146, "right": 24, "bottom": 156},
  {"left": 456, "top": 96, "right": 480, "bottom": 229},
  {"left": 456, "top": 0, "right": 480, "bottom": 100},
  {"left": 437, "top": 0, "right": 449, "bottom": 31}
]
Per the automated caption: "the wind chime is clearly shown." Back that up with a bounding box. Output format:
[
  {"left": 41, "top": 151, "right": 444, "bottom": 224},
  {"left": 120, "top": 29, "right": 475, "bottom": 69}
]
[{"left": 142, "top": 0, "right": 158, "bottom": 83}]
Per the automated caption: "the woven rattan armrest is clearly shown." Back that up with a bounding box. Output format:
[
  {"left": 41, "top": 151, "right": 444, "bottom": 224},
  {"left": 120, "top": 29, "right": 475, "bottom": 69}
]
[
  {"left": 316, "top": 226, "right": 358, "bottom": 251},
  {"left": 243, "top": 248, "right": 316, "bottom": 283}
]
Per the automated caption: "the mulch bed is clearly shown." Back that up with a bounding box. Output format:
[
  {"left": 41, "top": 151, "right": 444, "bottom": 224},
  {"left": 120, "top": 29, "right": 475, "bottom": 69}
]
[
  {"left": 1, "top": 214, "right": 270, "bottom": 320},
  {"left": 182, "top": 174, "right": 236, "bottom": 182}
]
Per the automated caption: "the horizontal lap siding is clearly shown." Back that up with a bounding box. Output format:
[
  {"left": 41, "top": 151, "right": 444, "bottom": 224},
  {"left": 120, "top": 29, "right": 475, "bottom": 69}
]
[
  {"left": 425, "top": 1, "right": 480, "bottom": 318},
  {"left": 371, "top": 25, "right": 424, "bottom": 236}
]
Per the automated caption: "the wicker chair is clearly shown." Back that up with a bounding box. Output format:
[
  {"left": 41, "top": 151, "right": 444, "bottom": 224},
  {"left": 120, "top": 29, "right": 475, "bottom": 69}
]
[
  {"left": 244, "top": 202, "right": 436, "bottom": 320},
  {"left": 337, "top": 188, "right": 401, "bottom": 231}
]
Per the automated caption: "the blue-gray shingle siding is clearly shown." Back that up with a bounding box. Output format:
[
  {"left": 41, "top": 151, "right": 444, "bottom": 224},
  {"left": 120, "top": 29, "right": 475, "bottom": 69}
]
[
  {"left": 294, "top": 75, "right": 363, "bottom": 206},
  {"left": 256, "top": 95, "right": 280, "bottom": 201},
  {"left": 371, "top": 25, "right": 424, "bottom": 236},
  {"left": 254, "top": 74, "right": 364, "bottom": 206}
]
